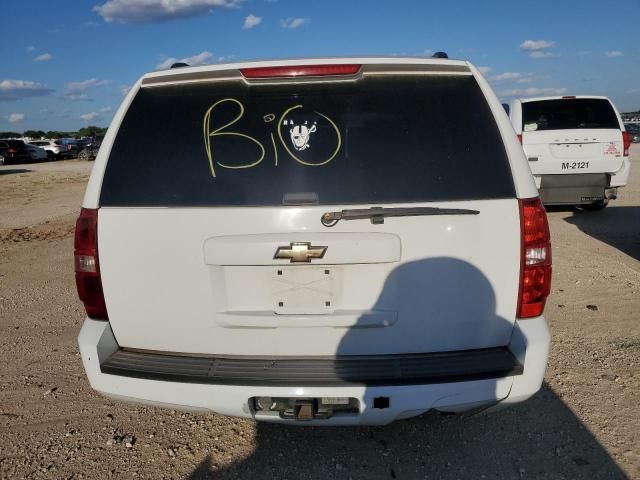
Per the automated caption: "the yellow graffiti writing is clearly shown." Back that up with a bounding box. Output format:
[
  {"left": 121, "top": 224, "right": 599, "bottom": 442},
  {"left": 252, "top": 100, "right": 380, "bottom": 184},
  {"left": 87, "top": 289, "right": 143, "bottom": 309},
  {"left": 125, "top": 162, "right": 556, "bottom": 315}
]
[
  {"left": 203, "top": 98, "right": 341, "bottom": 177},
  {"left": 203, "top": 98, "right": 265, "bottom": 177}
]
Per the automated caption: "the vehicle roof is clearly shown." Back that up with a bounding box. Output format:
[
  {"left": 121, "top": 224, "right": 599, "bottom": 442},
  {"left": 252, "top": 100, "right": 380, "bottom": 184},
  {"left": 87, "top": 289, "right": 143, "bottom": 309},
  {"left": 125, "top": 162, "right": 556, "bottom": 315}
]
[
  {"left": 142, "top": 56, "right": 471, "bottom": 81},
  {"left": 518, "top": 95, "right": 611, "bottom": 103}
]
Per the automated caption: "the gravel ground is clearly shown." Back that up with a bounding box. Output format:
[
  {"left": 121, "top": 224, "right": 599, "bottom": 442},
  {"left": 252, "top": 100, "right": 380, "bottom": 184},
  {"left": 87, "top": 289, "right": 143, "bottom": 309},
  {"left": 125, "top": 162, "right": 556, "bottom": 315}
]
[{"left": 1, "top": 150, "right": 639, "bottom": 479}]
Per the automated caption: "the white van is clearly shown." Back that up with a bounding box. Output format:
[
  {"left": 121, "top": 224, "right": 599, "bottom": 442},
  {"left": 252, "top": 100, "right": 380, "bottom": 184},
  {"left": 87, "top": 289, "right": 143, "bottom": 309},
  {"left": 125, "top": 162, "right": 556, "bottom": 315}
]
[
  {"left": 508, "top": 96, "right": 631, "bottom": 209},
  {"left": 76, "top": 57, "right": 551, "bottom": 425}
]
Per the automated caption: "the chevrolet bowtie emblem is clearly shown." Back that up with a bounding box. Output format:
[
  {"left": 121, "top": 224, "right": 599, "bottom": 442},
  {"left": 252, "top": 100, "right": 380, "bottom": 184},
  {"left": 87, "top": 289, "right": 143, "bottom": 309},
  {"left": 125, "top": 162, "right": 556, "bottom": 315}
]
[{"left": 274, "top": 242, "right": 327, "bottom": 263}]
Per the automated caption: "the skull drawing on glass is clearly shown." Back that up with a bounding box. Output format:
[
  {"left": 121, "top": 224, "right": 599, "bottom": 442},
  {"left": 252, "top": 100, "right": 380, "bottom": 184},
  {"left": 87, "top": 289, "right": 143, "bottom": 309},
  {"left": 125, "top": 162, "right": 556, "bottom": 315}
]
[{"left": 288, "top": 121, "right": 317, "bottom": 151}]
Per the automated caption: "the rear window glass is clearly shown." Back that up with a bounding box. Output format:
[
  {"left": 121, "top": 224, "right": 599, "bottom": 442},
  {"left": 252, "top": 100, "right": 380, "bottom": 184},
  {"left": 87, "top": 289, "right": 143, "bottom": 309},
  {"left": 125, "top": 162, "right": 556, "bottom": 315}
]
[
  {"left": 522, "top": 99, "right": 619, "bottom": 132},
  {"left": 100, "top": 75, "right": 514, "bottom": 207}
]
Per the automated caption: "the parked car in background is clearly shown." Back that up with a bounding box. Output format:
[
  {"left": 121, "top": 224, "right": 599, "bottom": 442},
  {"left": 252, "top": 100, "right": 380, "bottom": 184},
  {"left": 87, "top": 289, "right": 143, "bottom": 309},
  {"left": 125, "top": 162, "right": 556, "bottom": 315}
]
[
  {"left": 509, "top": 95, "right": 631, "bottom": 209},
  {"left": 78, "top": 135, "right": 104, "bottom": 161},
  {"left": 77, "top": 57, "right": 552, "bottom": 425},
  {"left": 25, "top": 143, "right": 48, "bottom": 161},
  {"left": 29, "top": 140, "right": 68, "bottom": 160},
  {"left": 0, "top": 141, "right": 8, "bottom": 165},
  {"left": 624, "top": 123, "right": 640, "bottom": 143},
  {"left": 56, "top": 138, "right": 80, "bottom": 158},
  {"left": 76, "top": 139, "right": 89, "bottom": 152},
  {"left": 0, "top": 139, "right": 30, "bottom": 164}
]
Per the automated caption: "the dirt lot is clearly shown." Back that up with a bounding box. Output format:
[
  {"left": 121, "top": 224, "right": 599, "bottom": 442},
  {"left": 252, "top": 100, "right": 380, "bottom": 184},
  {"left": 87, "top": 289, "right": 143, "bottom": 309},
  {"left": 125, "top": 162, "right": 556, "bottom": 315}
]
[{"left": 1, "top": 150, "right": 639, "bottom": 479}]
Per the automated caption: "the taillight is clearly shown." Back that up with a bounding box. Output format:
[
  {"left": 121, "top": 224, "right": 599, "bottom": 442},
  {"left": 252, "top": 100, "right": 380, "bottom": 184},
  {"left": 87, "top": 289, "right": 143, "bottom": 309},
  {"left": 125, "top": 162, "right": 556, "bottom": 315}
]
[
  {"left": 517, "top": 198, "right": 552, "bottom": 318},
  {"left": 622, "top": 131, "right": 631, "bottom": 157},
  {"left": 74, "top": 208, "right": 108, "bottom": 320},
  {"left": 241, "top": 64, "right": 361, "bottom": 78},
  {"left": 517, "top": 134, "right": 523, "bottom": 144}
]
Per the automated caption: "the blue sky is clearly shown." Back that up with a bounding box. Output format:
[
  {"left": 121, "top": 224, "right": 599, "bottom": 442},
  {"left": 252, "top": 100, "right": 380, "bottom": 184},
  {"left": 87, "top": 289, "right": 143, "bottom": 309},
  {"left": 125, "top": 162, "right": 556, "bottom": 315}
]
[{"left": 1, "top": 0, "right": 638, "bottom": 131}]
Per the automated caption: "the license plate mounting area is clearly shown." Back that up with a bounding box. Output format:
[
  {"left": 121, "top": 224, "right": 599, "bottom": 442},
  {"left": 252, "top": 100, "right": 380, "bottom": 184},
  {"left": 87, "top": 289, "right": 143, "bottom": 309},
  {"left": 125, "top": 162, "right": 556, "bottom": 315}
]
[{"left": 272, "top": 266, "right": 343, "bottom": 314}]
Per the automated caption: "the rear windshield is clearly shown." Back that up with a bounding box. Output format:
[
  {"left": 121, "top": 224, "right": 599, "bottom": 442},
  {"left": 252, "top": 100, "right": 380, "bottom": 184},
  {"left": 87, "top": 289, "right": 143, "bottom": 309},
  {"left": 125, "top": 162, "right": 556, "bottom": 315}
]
[
  {"left": 522, "top": 98, "right": 619, "bottom": 132},
  {"left": 100, "top": 75, "right": 514, "bottom": 207}
]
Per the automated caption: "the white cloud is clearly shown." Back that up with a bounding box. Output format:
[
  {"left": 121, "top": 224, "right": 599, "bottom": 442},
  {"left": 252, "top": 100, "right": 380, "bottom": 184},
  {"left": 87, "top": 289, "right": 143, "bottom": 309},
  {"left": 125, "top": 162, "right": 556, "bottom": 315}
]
[
  {"left": 62, "top": 78, "right": 111, "bottom": 101},
  {"left": 520, "top": 40, "right": 558, "bottom": 58},
  {"left": 80, "top": 112, "right": 99, "bottom": 121},
  {"left": 80, "top": 106, "right": 113, "bottom": 122},
  {"left": 605, "top": 50, "right": 624, "bottom": 57},
  {"left": 520, "top": 40, "right": 555, "bottom": 51},
  {"left": 500, "top": 87, "right": 567, "bottom": 98},
  {"left": 156, "top": 51, "right": 213, "bottom": 69},
  {"left": 8, "top": 113, "right": 25, "bottom": 124},
  {"left": 243, "top": 14, "right": 262, "bottom": 29},
  {"left": 94, "top": 0, "right": 238, "bottom": 24},
  {"left": 477, "top": 66, "right": 492, "bottom": 75},
  {"left": 26, "top": 45, "right": 36, "bottom": 52},
  {"left": 121, "top": 85, "right": 132, "bottom": 96},
  {"left": 529, "top": 51, "right": 558, "bottom": 59},
  {"left": 491, "top": 72, "right": 522, "bottom": 82},
  {"left": 490, "top": 72, "right": 534, "bottom": 83},
  {"left": 280, "top": 17, "right": 308, "bottom": 29},
  {"left": 33, "top": 53, "right": 53, "bottom": 62},
  {"left": 66, "top": 78, "right": 111, "bottom": 92},
  {"left": 216, "top": 54, "right": 235, "bottom": 62},
  {"left": 63, "top": 93, "right": 91, "bottom": 101},
  {"left": 0, "top": 79, "right": 54, "bottom": 101}
]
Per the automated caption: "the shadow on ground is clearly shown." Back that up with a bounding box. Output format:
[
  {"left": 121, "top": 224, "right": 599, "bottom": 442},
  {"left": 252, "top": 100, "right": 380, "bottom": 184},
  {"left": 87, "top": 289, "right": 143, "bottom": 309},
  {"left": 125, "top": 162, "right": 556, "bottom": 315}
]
[
  {"left": 0, "top": 168, "right": 32, "bottom": 176},
  {"left": 185, "top": 384, "right": 626, "bottom": 479},
  {"left": 184, "top": 258, "right": 626, "bottom": 479},
  {"left": 565, "top": 206, "right": 640, "bottom": 261}
]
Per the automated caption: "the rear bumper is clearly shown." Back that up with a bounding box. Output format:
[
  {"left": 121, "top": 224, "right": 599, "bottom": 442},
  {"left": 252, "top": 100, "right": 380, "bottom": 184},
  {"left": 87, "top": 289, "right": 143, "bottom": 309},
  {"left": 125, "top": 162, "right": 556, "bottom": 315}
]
[
  {"left": 537, "top": 157, "right": 630, "bottom": 204},
  {"left": 539, "top": 173, "right": 608, "bottom": 205},
  {"left": 78, "top": 317, "right": 550, "bottom": 425}
]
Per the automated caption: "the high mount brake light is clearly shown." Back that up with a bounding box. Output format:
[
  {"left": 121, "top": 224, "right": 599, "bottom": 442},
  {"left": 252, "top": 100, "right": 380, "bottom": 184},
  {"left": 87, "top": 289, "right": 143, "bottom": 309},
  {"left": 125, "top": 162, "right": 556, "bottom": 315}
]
[
  {"left": 517, "top": 198, "right": 552, "bottom": 318},
  {"left": 74, "top": 208, "right": 108, "bottom": 320},
  {"left": 240, "top": 64, "right": 361, "bottom": 78}
]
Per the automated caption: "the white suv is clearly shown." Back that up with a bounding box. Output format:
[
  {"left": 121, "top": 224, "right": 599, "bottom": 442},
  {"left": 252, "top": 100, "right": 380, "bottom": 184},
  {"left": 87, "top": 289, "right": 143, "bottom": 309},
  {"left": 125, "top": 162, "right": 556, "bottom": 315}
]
[
  {"left": 76, "top": 58, "right": 551, "bottom": 425},
  {"left": 29, "top": 140, "right": 65, "bottom": 159},
  {"left": 508, "top": 95, "right": 631, "bottom": 209}
]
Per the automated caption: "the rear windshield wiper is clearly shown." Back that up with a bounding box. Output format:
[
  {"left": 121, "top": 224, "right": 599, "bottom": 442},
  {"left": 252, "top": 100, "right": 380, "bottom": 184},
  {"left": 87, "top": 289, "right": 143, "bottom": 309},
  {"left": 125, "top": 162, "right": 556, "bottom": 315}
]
[{"left": 321, "top": 206, "right": 480, "bottom": 227}]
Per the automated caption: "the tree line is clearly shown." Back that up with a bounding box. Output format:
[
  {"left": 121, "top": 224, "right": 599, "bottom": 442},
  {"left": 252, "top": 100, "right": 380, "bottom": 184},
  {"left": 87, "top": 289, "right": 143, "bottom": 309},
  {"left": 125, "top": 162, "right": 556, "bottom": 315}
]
[{"left": 0, "top": 126, "right": 108, "bottom": 139}]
